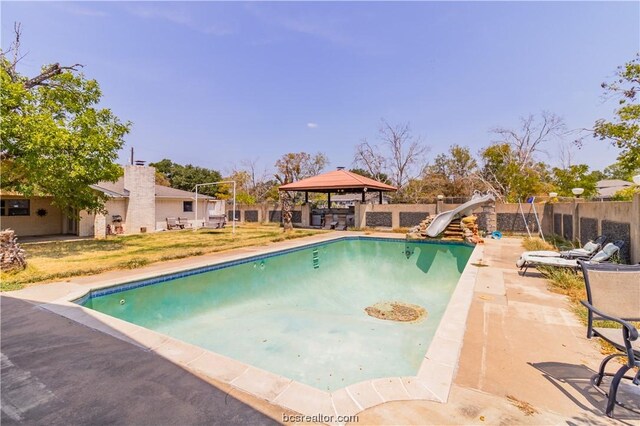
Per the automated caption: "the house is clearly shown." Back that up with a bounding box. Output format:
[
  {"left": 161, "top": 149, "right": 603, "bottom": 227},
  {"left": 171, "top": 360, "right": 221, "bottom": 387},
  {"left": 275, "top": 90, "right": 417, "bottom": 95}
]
[
  {"left": 595, "top": 179, "right": 634, "bottom": 199},
  {"left": 0, "top": 165, "right": 220, "bottom": 238}
]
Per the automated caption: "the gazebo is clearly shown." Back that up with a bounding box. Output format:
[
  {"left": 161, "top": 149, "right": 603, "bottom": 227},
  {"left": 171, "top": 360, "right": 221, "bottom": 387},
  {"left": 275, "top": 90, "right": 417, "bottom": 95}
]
[
  {"left": 278, "top": 168, "right": 397, "bottom": 228},
  {"left": 279, "top": 167, "right": 397, "bottom": 205}
]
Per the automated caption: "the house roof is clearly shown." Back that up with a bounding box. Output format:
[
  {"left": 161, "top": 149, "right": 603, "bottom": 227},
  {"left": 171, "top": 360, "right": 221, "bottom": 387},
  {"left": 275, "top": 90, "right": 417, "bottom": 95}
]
[
  {"left": 595, "top": 179, "right": 633, "bottom": 198},
  {"left": 91, "top": 177, "right": 214, "bottom": 199},
  {"left": 278, "top": 169, "right": 397, "bottom": 193}
]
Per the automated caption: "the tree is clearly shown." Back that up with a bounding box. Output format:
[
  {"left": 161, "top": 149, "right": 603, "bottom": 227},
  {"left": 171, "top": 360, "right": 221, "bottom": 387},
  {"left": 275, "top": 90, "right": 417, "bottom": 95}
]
[
  {"left": 1, "top": 25, "right": 130, "bottom": 214},
  {"left": 550, "top": 164, "right": 599, "bottom": 197},
  {"left": 475, "top": 112, "right": 565, "bottom": 201},
  {"left": 423, "top": 145, "right": 479, "bottom": 197},
  {"left": 603, "top": 161, "right": 635, "bottom": 181},
  {"left": 477, "top": 143, "right": 552, "bottom": 201},
  {"left": 348, "top": 168, "right": 390, "bottom": 184},
  {"left": 228, "top": 158, "right": 277, "bottom": 203},
  {"left": 274, "top": 152, "right": 329, "bottom": 231},
  {"left": 150, "top": 159, "right": 224, "bottom": 197},
  {"left": 593, "top": 55, "right": 640, "bottom": 175},
  {"left": 353, "top": 119, "right": 429, "bottom": 196}
]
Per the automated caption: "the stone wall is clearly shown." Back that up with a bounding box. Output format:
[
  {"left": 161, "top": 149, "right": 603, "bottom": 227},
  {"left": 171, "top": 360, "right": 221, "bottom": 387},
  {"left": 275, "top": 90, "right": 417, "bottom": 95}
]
[
  {"left": 244, "top": 210, "right": 259, "bottom": 222},
  {"left": 496, "top": 212, "right": 539, "bottom": 233},
  {"left": 399, "top": 212, "right": 429, "bottom": 228},
  {"left": 579, "top": 218, "right": 598, "bottom": 246},
  {"left": 562, "top": 214, "right": 573, "bottom": 241},
  {"left": 601, "top": 220, "right": 631, "bottom": 264},
  {"left": 365, "top": 212, "right": 392, "bottom": 228}
]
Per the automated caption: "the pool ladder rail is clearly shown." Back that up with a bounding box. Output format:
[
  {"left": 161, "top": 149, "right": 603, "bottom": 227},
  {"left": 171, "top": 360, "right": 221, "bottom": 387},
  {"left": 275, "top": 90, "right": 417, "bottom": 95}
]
[{"left": 312, "top": 248, "right": 320, "bottom": 269}]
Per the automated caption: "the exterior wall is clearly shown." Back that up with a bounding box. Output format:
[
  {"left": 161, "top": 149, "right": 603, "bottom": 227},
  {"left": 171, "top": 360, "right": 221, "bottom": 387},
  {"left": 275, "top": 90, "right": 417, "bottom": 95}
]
[
  {"left": 0, "top": 196, "right": 64, "bottom": 236},
  {"left": 354, "top": 203, "right": 436, "bottom": 229},
  {"left": 539, "top": 195, "right": 639, "bottom": 264},
  {"left": 155, "top": 199, "right": 209, "bottom": 229},
  {"left": 78, "top": 199, "right": 127, "bottom": 237},
  {"left": 187, "top": 195, "right": 640, "bottom": 263},
  {"left": 123, "top": 165, "right": 156, "bottom": 234}
]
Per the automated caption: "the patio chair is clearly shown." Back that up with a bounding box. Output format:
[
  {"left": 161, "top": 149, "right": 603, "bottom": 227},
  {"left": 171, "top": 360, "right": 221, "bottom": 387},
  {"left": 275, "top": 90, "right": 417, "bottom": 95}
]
[
  {"left": 578, "top": 260, "right": 640, "bottom": 417},
  {"left": 166, "top": 217, "right": 183, "bottom": 230},
  {"left": 516, "top": 236, "right": 607, "bottom": 268},
  {"left": 518, "top": 241, "right": 624, "bottom": 276}
]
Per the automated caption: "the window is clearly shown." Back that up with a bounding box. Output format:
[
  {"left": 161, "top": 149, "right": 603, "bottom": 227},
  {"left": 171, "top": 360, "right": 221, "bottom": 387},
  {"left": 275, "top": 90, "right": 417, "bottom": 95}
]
[
  {"left": 0, "top": 200, "right": 4, "bottom": 216},
  {"left": 183, "top": 201, "right": 193, "bottom": 212},
  {"left": 6, "top": 199, "right": 30, "bottom": 216}
]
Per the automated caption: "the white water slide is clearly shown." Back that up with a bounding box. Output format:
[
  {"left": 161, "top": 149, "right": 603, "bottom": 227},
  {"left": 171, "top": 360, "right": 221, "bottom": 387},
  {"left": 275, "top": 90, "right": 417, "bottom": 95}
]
[{"left": 425, "top": 193, "right": 496, "bottom": 237}]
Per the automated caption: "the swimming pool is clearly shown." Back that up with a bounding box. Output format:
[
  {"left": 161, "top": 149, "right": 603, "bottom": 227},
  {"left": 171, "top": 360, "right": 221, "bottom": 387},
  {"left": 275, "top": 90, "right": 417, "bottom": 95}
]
[{"left": 78, "top": 237, "right": 473, "bottom": 392}]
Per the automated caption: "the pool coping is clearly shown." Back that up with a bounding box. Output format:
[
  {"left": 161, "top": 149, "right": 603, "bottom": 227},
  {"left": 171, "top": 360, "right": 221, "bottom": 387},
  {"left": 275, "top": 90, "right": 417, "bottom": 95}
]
[{"left": 37, "top": 232, "right": 484, "bottom": 423}]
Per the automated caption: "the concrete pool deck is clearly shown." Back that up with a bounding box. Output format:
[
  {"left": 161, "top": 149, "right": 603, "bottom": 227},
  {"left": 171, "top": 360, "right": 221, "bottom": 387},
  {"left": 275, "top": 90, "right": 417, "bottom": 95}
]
[{"left": 2, "top": 233, "right": 639, "bottom": 424}]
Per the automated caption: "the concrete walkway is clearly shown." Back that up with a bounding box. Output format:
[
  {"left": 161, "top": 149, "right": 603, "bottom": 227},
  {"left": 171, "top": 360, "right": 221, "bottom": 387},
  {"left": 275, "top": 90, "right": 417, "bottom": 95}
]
[{"left": 353, "top": 237, "right": 639, "bottom": 425}]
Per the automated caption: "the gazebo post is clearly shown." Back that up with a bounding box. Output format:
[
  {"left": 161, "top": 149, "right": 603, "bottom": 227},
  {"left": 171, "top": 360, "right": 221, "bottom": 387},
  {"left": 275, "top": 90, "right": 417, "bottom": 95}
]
[
  {"left": 327, "top": 192, "right": 331, "bottom": 209},
  {"left": 362, "top": 191, "right": 366, "bottom": 203},
  {"left": 305, "top": 191, "right": 309, "bottom": 204},
  {"left": 379, "top": 191, "right": 383, "bottom": 204}
]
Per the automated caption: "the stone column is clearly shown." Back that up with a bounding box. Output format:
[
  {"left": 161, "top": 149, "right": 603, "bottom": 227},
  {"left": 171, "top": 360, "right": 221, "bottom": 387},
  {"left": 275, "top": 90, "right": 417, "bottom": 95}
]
[
  {"left": 301, "top": 204, "right": 310, "bottom": 227},
  {"left": 482, "top": 202, "right": 497, "bottom": 233}
]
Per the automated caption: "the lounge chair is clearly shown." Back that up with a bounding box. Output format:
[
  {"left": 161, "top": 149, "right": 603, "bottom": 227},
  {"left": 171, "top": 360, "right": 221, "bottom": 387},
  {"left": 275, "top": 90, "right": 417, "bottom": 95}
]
[
  {"left": 166, "top": 217, "right": 183, "bottom": 230},
  {"left": 516, "top": 235, "right": 607, "bottom": 268},
  {"left": 578, "top": 260, "right": 640, "bottom": 417},
  {"left": 518, "top": 241, "right": 624, "bottom": 276}
]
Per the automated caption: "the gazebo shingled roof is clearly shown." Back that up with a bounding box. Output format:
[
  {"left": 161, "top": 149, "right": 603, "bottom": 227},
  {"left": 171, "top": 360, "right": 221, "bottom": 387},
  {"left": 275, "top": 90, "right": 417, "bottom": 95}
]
[{"left": 278, "top": 169, "right": 397, "bottom": 193}]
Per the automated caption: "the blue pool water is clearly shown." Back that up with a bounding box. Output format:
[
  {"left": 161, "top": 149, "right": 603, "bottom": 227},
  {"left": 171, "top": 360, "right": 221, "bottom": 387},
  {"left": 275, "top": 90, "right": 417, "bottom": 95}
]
[{"left": 80, "top": 237, "right": 473, "bottom": 391}]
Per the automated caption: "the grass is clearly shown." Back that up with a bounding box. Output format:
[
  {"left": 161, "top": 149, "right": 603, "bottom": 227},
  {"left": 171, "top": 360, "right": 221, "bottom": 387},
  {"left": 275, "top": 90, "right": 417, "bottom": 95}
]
[
  {"left": 2, "top": 224, "right": 326, "bottom": 291},
  {"left": 522, "top": 237, "right": 556, "bottom": 252}
]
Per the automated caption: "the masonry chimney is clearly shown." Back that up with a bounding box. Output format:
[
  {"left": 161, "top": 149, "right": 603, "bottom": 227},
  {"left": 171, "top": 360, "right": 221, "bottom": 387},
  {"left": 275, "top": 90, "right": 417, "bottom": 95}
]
[{"left": 123, "top": 164, "right": 156, "bottom": 233}]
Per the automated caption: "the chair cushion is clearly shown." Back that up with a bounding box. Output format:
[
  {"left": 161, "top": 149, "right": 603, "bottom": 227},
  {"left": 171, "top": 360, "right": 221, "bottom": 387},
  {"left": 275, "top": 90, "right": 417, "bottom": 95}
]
[
  {"left": 583, "top": 241, "right": 599, "bottom": 252},
  {"left": 591, "top": 243, "right": 619, "bottom": 262},
  {"left": 594, "top": 327, "right": 640, "bottom": 359}
]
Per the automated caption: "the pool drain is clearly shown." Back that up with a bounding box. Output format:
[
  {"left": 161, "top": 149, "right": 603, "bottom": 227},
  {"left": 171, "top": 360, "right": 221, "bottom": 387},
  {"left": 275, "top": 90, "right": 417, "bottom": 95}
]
[{"left": 365, "top": 301, "right": 427, "bottom": 322}]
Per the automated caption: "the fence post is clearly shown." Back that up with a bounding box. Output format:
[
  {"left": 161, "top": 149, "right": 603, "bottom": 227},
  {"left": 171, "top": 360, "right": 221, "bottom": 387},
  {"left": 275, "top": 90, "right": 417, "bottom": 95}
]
[{"left": 632, "top": 193, "right": 640, "bottom": 264}]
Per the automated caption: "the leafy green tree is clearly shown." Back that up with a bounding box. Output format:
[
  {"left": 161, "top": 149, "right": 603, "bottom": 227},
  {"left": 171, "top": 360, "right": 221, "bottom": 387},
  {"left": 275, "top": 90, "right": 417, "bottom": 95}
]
[
  {"left": 610, "top": 186, "right": 640, "bottom": 201},
  {"left": 550, "top": 164, "right": 599, "bottom": 197},
  {"left": 593, "top": 55, "right": 640, "bottom": 175},
  {"left": 478, "top": 143, "right": 552, "bottom": 201},
  {"left": 150, "top": 159, "right": 224, "bottom": 197},
  {"left": 423, "top": 145, "right": 480, "bottom": 197},
  {"left": 603, "top": 161, "right": 637, "bottom": 181},
  {"left": 1, "top": 29, "right": 130, "bottom": 214}
]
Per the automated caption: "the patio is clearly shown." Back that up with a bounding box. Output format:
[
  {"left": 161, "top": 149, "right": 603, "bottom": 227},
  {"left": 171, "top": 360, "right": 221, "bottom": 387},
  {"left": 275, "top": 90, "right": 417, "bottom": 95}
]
[{"left": 1, "top": 234, "right": 638, "bottom": 424}]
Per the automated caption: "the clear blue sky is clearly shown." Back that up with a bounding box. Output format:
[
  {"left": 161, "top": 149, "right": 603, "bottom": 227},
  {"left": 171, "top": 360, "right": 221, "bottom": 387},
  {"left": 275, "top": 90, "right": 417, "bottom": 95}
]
[{"left": 2, "top": 1, "right": 639, "bottom": 176}]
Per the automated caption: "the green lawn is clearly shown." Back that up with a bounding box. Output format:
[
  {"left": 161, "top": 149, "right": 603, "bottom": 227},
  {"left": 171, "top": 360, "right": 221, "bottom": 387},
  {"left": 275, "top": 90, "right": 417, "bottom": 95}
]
[{"left": 2, "top": 224, "right": 326, "bottom": 291}]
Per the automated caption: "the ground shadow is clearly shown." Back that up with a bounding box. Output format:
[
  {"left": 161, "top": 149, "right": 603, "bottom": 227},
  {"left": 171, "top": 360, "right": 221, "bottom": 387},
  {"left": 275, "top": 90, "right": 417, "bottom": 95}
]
[
  {"left": 529, "top": 361, "right": 639, "bottom": 424},
  {"left": 1, "top": 295, "right": 280, "bottom": 425}
]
